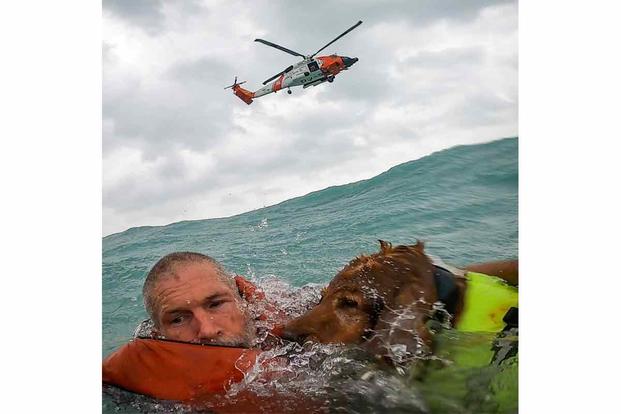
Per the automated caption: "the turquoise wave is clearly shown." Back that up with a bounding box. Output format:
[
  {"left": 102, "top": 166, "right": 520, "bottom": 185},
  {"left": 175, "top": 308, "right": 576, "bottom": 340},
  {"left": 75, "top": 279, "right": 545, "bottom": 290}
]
[{"left": 103, "top": 137, "right": 517, "bottom": 356}]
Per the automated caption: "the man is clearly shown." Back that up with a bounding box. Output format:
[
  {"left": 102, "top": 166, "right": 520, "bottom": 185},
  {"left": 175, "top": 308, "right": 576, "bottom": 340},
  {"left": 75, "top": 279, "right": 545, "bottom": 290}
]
[
  {"left": 142, "top": 252, "right": 257, "bottom": 346},
  {"left": 103, "top": 252, "right": 285, "bottom": 402}
]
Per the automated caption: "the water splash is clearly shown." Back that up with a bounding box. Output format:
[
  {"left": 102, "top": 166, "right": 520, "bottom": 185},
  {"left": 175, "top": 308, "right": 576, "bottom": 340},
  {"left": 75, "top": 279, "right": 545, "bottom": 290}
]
[{"left": 113, "top": 278, "right": 516, "bottom": 414}]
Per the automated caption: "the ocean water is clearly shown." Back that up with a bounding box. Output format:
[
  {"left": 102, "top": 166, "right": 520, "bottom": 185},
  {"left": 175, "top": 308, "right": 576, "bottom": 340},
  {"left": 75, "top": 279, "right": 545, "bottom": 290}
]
[{"left": 102, "top": 137, "right": 518, "bottom": 413}]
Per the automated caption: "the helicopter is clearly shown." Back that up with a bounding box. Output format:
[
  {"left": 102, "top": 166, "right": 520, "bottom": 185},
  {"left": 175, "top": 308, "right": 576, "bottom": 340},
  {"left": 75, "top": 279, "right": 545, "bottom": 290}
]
[{"left": 225, "top": 20, "right": 362, "bottom": 105}]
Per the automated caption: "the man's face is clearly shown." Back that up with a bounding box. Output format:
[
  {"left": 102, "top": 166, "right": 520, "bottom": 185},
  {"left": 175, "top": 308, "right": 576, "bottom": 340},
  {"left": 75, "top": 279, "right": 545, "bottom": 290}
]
[{"left": 151, "top": 261, "right": 254, "bottom": 346}]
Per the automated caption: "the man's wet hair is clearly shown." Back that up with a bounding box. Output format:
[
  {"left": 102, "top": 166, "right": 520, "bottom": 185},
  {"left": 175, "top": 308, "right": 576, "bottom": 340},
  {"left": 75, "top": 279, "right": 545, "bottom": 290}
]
[{"left": 143, "top": 252, "right": 235, "bottom": 324}]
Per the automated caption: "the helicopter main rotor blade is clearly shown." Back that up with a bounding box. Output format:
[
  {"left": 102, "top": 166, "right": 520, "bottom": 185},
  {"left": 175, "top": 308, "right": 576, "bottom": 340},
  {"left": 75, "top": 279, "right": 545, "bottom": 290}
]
[
  {"left": 254, "top": 39, "right": 306, "bottom": 58},
  {"left": 262, "top": 65, "right": 294, "bottom": 85},
  {"left": 310, "top": 20, "right": 362, "bottom": 58}
]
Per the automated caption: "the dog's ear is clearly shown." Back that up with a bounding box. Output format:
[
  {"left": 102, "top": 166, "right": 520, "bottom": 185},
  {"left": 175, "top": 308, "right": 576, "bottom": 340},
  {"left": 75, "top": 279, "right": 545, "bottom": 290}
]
[
  {"left": 363, "top": 294, "right": 385, "bottom": 340},
  {"left": 410, "top": 239, "right": 425, "bottom": 254},
  {"left": 369, "top": 294, "right": 385, "bottom": 328},
  {"left": 363, "top": 248, "right": 437, "bottom": 365},
  {"left": 378, "top": 239, "right": 392, "bottom": 253},
  {"left": 364, "top": 283, "right": 434, "bottom": 365}
]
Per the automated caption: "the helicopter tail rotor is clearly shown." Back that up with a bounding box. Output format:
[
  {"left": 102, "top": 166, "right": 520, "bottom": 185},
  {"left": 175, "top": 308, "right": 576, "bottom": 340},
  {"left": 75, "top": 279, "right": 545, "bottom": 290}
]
[
  {"left": 224, "top": 76, "right": 247, "bottom": 90},
  {"left": 225, "top": 76, "right": 254, "bottom": 105}
]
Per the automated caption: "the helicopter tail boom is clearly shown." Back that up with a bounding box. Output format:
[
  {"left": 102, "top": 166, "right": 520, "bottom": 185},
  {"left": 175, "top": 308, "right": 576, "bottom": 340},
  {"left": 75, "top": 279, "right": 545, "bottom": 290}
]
[
  {"left": 225, "top": 77, "right": 255, "bottom": 104},
  {"left": 233, "top": 83, "right": 254, "bottom": 105}
]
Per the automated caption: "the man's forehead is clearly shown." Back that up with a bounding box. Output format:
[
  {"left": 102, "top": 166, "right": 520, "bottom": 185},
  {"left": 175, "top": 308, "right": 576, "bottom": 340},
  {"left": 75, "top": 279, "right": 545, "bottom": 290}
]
[
  {"left": 153, "top": 262, "right": 235, "bottom": 308},
  {"left": 154, "top": 261, "right": 230, "bottom": 291},
  {"left": 170, "top": 260, "right": 221, "bottom": 278}
]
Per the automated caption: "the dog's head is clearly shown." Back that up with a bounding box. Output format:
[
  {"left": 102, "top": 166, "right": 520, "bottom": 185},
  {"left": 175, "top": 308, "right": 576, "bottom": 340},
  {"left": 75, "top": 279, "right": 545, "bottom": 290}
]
[{"left": 283, "top": 240, "right": 437, "bottom": 347}]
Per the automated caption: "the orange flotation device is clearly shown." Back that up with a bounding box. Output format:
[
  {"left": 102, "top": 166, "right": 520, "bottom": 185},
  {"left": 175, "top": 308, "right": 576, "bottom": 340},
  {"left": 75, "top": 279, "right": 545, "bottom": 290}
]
[
  {"left": 103, "top": 338, "right": 260, "bottom": 400},
  {"left": 102, "top": 276, "right": 286, "bottom": 402}
]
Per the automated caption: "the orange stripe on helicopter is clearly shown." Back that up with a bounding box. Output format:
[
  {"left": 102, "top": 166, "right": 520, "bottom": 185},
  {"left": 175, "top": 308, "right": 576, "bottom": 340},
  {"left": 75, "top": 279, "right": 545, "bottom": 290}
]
[
  {"left": 273, "top": 74, "right": 285, "bottom": 92},
  {"left": 233, "top": 84, "right": 255, "bottom": 105},
  {"left": 317, "top": 55, "right": 345, "bottom": 75}
]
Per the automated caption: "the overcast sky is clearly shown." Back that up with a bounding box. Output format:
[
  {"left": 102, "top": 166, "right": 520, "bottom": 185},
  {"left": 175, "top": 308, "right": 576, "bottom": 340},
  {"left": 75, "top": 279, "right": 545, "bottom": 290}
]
[{"left": 102, "top": 0, "right": 517, "bottom": 236}]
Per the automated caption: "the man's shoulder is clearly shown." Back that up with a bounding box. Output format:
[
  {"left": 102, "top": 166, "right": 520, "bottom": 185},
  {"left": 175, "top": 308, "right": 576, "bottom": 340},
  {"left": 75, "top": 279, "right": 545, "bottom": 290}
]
[{"left": 234, "top": 275, "right": 266, "bottom": 301}]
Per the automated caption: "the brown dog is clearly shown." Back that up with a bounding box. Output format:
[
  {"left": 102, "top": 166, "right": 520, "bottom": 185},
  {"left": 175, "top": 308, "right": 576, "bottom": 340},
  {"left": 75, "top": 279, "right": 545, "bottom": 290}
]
[
  {"left": 283, "top": 240, "right": 462, "bottom": 363},
  {"left": 282, "top": 240, "right": 519, "bottom": 365}
]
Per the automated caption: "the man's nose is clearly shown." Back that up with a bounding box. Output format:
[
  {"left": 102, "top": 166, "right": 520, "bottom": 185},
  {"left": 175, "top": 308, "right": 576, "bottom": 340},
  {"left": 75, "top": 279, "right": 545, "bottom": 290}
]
[{"left": 194, "top": 310, "right": 222, "bottom": 341}]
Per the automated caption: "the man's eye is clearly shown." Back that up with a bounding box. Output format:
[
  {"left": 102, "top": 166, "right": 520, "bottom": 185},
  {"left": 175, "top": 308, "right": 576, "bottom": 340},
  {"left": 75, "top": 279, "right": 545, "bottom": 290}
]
[
  {"left": 171, "top": 316, "right": 186, "bottom": 325},
  {"left": 208, "top": 300, "right": 224, "bottom": 309}
]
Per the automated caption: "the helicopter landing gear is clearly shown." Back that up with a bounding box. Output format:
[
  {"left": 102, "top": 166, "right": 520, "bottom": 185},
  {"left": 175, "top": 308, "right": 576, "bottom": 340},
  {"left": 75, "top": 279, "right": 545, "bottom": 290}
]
[
  {"left": 287, "top": 88, "right": 292, "bottom": 94},
  {"left": 327, "top": 75, "right": 335, "bottom": 83}
]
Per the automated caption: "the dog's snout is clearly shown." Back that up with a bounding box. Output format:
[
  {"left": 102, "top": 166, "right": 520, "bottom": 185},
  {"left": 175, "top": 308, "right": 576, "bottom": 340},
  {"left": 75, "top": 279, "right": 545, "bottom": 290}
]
[{"left": 281, "top": 327, "right": 309, "bottom": 344}]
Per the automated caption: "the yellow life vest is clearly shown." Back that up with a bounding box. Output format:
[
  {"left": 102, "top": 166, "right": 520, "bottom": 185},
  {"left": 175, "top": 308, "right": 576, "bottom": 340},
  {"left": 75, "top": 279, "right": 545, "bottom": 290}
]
[{"left": 456, "top": 271, "right": 518, "bottom": 332}]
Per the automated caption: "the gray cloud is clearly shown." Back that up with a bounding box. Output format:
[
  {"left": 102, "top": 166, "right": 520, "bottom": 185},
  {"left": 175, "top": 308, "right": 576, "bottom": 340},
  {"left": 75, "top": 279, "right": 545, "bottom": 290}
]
[
  {"left": 103, "top": 65, "right": 234, "bottom": 159},
  {"left": 103, "top": 0, "right": 166, "bottom": 35},
  {"left": 167, "top": 56, "right": 236, "bottom": 85},
  {"left": 103, "top": 0, "right": 206, "bottom": 35},
  {"left": 248, "top": 0, "right": 513, "bottom": 50},
  {"left": 103, "top": 0, "right": 517, "bottom": 235}
]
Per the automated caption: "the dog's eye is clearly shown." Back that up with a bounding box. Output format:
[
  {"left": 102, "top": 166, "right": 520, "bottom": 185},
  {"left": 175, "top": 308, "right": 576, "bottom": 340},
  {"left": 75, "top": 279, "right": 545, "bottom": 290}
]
[{"left": 339, "top": 297, "right": 359, "bottom": 309}]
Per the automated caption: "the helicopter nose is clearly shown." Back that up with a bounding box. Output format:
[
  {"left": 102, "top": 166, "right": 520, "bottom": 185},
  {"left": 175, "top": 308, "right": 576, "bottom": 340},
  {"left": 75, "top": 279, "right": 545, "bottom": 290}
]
[{"left": 343, "top": 56, "right": 358, "bottom": 68}]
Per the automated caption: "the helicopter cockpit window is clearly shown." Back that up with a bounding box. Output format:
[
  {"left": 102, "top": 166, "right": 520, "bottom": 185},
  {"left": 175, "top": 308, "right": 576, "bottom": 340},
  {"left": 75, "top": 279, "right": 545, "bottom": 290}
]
[{"left": 307, "top": 61, "right": 320, "bottom": 72}]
